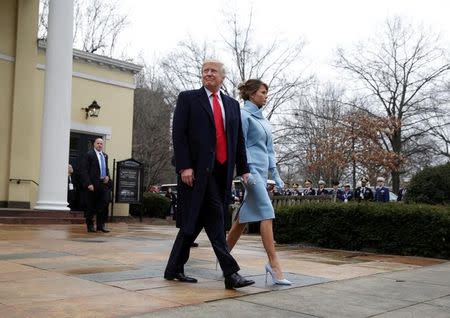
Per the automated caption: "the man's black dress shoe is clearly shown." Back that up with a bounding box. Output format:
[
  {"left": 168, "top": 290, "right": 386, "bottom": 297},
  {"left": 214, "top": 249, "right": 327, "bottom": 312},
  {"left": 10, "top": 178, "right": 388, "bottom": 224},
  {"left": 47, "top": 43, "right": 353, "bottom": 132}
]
[
  {"left": 224, "top": 273, "right": 255, "bottom": 290},
  {"left": 191, "top": 242, "right": 199, "bottom": 248},
  {"left": 164, "top": 272, "right": 198, "bottom": 283},
  {"left": 97, "top": 228, "right": 110, "bottom": 233}
]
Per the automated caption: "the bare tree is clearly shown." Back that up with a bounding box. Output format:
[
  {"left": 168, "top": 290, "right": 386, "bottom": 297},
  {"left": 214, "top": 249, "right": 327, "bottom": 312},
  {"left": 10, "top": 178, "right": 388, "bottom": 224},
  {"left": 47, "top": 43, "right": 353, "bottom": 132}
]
[
  {"left": 38, "top": 0, "right": 49, "bottom": 39},
  {"left": 221, "top": 10, "right": 313, "bottom": 120},
  {"left": 274, "top": 83, "right": 346, "bottom": 185},
  {"left": 38, "top": 0, "right": 128, "bottom": 57},
  {"left": 132, "top": 61, "right": 176, "bottom": 186},
  {"left": 160, "top": 37, "right": 213, "bottom": 107},
  {"left": 132, "top": 83, "right": 175, "bottom": 187},
  {"left": 159, "top": 9, "right": 313, "bottom": 121},
  {"left": 429, "top": 119, "right": 450, "bottom": 160},
  {"left": 277, "top": 82, "right": 405, "bottom": 188},
  {"left": 336, "top": 16, "right": 450, "bottom": 192}
]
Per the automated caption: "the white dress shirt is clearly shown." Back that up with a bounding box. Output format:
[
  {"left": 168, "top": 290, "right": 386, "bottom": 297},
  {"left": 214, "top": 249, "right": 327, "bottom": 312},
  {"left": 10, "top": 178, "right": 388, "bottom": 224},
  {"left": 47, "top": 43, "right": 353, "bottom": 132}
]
[{"left": 204, "top": 87, "right": 226, "bottom": 129}]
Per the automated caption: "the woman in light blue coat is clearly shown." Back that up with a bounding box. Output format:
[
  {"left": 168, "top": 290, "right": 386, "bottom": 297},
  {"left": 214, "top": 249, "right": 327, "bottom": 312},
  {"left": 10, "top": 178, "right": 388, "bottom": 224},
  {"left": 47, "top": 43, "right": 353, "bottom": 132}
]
[{"left": 226, "top": 79, "right": 291, "bottom": 285}]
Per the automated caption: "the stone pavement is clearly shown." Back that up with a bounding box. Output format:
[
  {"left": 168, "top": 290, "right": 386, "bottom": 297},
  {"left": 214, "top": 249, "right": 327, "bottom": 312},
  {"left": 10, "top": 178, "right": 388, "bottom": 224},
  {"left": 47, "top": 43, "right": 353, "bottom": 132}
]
[{"left": 0, "top": 222, "right": 448, "bottom": 317}]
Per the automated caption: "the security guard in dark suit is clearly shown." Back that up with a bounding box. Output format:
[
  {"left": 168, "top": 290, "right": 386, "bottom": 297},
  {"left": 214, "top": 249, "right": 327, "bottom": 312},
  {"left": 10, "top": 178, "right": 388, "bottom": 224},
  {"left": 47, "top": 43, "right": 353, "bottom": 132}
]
[
  {"left": 354, "top": 177, "right": 374, "bottom": 202},
  {"left": 316, "top": 180, "right": 329, "bottom": 195},
  {"left": 80, "top": 137, "right": 111, "bottom": 233},
  {"left": 339, "top": 183, "right": 353, "bottom": 202},
  {"left": 330, "top": 180, "right": 342, "bottom": 201},
  {"left": 374, "top": 177, "right": 390, "bottom": 202},
  {"left": 302, "top": 179, "right": 316, "bottom": 195}
]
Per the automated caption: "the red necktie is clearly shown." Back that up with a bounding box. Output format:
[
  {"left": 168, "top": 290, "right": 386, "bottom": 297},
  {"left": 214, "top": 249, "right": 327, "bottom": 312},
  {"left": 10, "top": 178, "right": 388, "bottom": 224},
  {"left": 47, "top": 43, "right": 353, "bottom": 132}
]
[{"left": 212, "top": 93, "right": 227, "bottom": 164}]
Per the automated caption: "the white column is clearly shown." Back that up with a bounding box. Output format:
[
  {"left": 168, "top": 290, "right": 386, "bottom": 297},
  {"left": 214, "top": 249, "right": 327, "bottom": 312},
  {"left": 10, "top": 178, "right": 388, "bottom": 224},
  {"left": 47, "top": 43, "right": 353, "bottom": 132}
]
[{"left": 35, "top": 0, "right": 74, "bottom": 210}]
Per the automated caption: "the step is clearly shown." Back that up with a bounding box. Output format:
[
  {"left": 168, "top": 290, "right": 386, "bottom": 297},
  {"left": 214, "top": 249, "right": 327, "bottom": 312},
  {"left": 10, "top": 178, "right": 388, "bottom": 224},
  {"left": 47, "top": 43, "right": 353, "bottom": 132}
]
[
  {"left": 0, "top": 209, "right": 83, "bottom": 218},
  {"left": 0, "top": 217, "right": 85, "bottom": 224}
]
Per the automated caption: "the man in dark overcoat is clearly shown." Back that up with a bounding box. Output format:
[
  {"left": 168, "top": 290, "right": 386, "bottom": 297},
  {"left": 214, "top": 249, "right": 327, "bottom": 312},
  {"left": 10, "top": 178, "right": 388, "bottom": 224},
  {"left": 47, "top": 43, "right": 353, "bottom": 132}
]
[{"left": 165, "top": 59, "right": 254, "bottom": 290}]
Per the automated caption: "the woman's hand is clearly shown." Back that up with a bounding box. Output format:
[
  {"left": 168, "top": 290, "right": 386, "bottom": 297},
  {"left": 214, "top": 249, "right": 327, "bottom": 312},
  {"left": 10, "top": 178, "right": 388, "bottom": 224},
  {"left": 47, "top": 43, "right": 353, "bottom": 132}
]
[{"left": 241, "top": 173, "right": 251, "bottom": 185}]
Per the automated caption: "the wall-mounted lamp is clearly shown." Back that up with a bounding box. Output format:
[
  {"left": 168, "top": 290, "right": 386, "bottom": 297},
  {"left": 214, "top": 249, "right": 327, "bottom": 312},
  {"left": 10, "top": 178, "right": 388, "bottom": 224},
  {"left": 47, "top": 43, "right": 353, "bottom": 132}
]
[{"left": 81, "top": 100, "right": 101, "bottom": 119}]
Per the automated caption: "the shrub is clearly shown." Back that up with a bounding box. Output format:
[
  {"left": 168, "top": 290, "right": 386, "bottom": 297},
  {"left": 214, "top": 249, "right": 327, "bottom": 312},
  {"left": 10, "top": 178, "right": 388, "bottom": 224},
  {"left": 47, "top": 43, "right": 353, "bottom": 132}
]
[
  {"left": 130, "top": 192, "right": 170, "bottom": 218},
  {"left": 407, "top": 162, "right": 450, "bottom": 205},
  {"left": 274, "top": 202, "right": 450, "bottom": 259}
]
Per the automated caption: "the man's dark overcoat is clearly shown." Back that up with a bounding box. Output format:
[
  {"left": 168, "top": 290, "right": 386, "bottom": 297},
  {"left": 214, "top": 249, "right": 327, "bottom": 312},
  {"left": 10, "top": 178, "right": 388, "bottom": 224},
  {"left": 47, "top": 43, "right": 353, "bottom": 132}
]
[{"left": 172, "top": 87, "right": 249, "bottom": 235}]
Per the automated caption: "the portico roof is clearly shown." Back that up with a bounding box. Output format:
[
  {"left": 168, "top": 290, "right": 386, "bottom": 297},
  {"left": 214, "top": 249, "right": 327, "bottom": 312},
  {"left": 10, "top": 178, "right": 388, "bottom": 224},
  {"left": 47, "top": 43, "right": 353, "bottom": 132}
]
[{"left": 37, "top": 39, "right": 142, "bottom": 74}]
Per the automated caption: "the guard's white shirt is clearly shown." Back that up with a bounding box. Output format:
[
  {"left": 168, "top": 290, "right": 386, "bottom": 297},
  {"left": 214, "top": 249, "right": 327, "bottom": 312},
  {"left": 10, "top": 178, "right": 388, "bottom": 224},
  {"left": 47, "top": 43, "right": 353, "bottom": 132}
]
[{"left": 94, "top": 149, "right": 105, "bottom": 176}]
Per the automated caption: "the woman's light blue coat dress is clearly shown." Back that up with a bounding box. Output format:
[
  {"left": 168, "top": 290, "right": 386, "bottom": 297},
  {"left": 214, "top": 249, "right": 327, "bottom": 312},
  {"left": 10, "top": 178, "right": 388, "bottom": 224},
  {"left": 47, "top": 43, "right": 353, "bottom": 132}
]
[{"left": 238, "top": 100, "right": 284, "bottom": 223}]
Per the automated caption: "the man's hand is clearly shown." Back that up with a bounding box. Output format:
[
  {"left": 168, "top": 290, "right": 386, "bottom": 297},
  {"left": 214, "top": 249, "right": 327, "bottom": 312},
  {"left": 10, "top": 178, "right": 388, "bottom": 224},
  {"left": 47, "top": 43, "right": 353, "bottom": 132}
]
[
  {"left": 103, "top": 176, "right": 110, "bottom": 184},
  {"left": 88, "top": 184, "right": 94, "bottom": 191},
  {"left": 241, "top": 173, "right": 251, "bottom": 185},
  {"left": 181, "top": 168, "right": 195, "bottom": 187}
]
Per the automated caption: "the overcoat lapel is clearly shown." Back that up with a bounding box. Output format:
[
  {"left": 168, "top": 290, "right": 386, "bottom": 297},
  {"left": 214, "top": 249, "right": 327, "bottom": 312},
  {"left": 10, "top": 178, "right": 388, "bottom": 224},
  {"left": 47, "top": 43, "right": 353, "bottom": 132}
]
[
  {"left": 221, "top": 92, "right": 231, "bottom": 134},
  {"left": 90, "top": 150, "right": 100, "bottom": 170},
  {"left": 197, "top": 88, "right": 214, "bottom": 125},
  {"left": 221, "top": 93, "right": 233, "bottom": 177}
]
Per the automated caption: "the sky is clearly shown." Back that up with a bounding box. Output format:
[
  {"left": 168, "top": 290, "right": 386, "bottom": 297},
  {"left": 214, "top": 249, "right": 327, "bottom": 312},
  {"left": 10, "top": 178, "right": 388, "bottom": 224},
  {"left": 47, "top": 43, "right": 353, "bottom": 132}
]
[{"left": 116, "top": 0, "right": 450, "bottom": 81}]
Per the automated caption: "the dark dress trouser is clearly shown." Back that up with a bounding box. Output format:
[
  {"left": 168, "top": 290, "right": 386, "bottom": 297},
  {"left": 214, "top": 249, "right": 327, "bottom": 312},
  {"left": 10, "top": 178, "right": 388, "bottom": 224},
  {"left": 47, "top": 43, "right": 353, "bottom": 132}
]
[
  {"left": 85, "top": 182, "right": 109, "bottom": 228},
  {"left": 165, "top": 162, "right": 240, "bottom": 277}
]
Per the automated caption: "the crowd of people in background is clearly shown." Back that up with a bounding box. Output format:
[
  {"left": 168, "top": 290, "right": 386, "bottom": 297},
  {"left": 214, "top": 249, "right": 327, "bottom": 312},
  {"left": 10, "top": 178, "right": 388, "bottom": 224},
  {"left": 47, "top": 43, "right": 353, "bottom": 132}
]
[
  {"left": 140, "top": 174, "right": 405, "bottom": 213},
  {"left": 231, "top": 176, "right": 403, "bottom": 203}
]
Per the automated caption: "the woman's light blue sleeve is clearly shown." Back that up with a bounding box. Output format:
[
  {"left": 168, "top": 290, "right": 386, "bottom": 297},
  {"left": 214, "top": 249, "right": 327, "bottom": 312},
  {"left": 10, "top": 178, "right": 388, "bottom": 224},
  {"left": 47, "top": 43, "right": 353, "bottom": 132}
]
[
  {"left": 267, "top": 126, "right": 284, "bottom": 189},
  {"left": 269, "top": 167, "right": 284, "bottom": 190},
  {"left": 241, "top": 111, "right": 251, "bottom": 163},
  {"left": 267, "top": 126, "right": 277, "bottom": 169}
]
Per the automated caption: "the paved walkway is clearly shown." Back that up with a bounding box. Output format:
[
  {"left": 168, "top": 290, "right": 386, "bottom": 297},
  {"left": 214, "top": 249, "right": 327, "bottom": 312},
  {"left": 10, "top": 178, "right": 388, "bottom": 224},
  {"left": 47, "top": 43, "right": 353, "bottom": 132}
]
[{"left": 0, "top": 222, "right": 448, "bottom": 317}]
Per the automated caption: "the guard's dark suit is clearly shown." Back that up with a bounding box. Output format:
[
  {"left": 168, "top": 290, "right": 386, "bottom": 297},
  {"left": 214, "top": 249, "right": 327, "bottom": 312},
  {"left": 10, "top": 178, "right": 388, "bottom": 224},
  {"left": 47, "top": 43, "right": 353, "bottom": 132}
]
[
  {"left": 316, "top": 188, "right": 329, "bottom": 195},
  {"left": 374, "top": 186, "right": 390, "bottom": 202},
  {"left": 354, "top": 186, "right": 374, "bottom": 202},
  {"left": 81, "top": 149, "right": 110, "bottom": 231},
  {"left": 166, "top": 87, "right": 249, "bottom": 277}
]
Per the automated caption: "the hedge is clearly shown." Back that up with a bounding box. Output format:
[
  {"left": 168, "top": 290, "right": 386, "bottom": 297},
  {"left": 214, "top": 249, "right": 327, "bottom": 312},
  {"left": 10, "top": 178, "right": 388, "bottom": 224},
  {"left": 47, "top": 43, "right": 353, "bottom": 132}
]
[
  {"left": 129, "top": 192, "right": 170, "bottom": 218},
  {"left": 407, "top": 162, "right": 450, "bottom": 205},
  {"left": 274, "top": 202, "right": 450, "bottom": 259}
]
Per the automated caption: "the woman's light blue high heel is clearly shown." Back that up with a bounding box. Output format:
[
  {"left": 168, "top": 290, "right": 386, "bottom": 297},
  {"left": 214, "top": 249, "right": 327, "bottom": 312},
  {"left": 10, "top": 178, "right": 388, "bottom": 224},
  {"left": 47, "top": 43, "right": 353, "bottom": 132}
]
[{"left": 265, "top": 263, "right": 292, "bottom": 285}]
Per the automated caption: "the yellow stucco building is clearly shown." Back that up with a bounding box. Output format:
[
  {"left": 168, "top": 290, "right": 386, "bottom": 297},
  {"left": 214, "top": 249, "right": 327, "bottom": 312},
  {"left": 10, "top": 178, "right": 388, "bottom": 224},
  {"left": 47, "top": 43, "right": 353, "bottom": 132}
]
[{"left": 0, "top": 0, "right": 141, "bottom": 216}]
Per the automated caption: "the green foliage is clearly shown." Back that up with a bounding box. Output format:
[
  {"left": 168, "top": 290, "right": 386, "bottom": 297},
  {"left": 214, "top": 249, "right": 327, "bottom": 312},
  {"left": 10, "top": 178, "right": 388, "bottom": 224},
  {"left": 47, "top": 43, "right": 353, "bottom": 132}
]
[
  {"left": 130, "top": 192, "right": 170, "bottom": 218},
  {"left": 274, "top": 202, "right": 450, "bottom": 259},
  {"left": 407, "top": 162, "right": 450, "bottom": 205}
]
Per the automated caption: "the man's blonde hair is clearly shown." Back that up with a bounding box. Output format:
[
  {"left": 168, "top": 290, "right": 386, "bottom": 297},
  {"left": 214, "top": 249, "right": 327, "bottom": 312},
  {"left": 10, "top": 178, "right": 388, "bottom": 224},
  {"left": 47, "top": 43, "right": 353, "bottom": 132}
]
[{"left": 202, "top": 59, "right": 226, "bottom": 75}]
